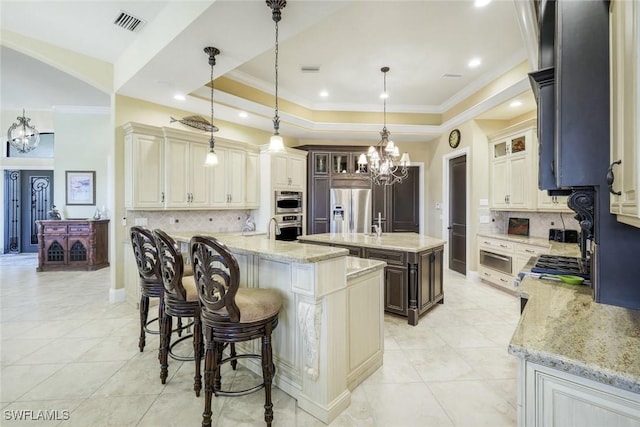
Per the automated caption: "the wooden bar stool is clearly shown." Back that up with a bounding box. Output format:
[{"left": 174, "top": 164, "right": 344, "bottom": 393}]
[
  {"left": 153, "top": 229, "right": 202, "bottom": 396},
  {"left": 190, "top": 235, "right": 282, "bottom": 427},
  {"left": 130, "top": 226, "right": 189, "bottom": 354}
]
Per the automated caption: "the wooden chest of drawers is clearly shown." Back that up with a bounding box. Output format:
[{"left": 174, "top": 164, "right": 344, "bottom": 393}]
[{"left": 36, "top": 219, "right": 109, "bottom": 271}]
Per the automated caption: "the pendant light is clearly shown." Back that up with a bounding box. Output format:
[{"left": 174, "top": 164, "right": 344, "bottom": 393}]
[
  {"left": 204, "top": 46, "right": 220, "bottom": 166},
  {"left": 267, "top": 0, "right": 286, "bottom": 152},
  {"left": 7, "top": 109, "right": 40, "bottom": 153},
  {"left": 365, "top": 67, "right": 410, "bottom": 185}
]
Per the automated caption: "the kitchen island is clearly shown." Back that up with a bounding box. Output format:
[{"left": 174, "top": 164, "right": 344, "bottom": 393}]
[
  {"left": 167, "top": 232, "right": 385, "bottom": 424},
  {"left": 298, "top": 232, "right": 446, "bottom": 325},
  {"left": 509, "top": 261, "right": 640, "bottom": 426}
]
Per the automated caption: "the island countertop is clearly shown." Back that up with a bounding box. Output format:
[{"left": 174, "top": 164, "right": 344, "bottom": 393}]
[
  {"left": 170, "top": 231, "right": 348, "bottom": 263},
  {"left": 297, "top": 232, "right": 445, "bottom": 253},
  {"left": 509, "top": 275, "right": 640, "bottom": 394}
]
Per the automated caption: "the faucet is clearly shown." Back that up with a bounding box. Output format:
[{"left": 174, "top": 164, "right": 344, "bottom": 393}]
[
  {"left": 267, "top": 217, "right": 281, "bottom": 240},
  {"left": 372, "top": 224, "right": 382, "bottom": 237}
]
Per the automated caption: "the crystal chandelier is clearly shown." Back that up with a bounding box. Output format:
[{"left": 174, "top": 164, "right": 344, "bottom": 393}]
[
  {"left": 7, "top": 109, "right": 40, "bottom": 153},
  {"left": 267, "top": 0, "right": 286, "bottom": 152},
  {"left": 359, "top": 67, "right": 410, "bottom": 185},
  {"left": 204, "top": 46, "right": 221, "bottom": 166}
]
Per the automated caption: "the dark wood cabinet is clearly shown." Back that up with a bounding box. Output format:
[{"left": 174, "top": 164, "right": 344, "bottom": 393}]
[
  {"left": 298, "top": 145, "right": 419, "bottom": 234},
  {"left": 418, "top": 246, "right": 443, "bottom": 313},
  {"left": 36, "top": 219, "right": 109, "bottom": 271}
]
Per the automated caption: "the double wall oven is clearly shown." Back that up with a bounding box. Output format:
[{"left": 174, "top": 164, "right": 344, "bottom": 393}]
[{"left": 274, "top": 190, "right": 303, "bottom": 241}]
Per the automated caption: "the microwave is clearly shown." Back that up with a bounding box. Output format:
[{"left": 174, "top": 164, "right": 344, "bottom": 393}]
[{"left": 275, "top": 191, "right": 303, "bottom": 214}]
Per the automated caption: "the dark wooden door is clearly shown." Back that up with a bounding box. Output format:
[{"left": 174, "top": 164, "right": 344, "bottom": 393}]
[
  {"left": 391, "top": 166, "right": 419, "bottom": 232},
  {"left": 20, "top": 170, "right": 53, "bottom": 253},
  {"left": 449, "top": 156, "right": 466, "bottom": 275},
  {"left": 310, "top": 176, "right": 330, "bottom": 234}
]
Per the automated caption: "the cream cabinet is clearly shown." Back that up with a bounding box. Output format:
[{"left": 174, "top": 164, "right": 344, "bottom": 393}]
[
  {"left": 478, "top": 234, "right": 549, "bottom": 293},
  {"left": 271, "top": 151, "right": 306, "bottom": 190},
  {"left": 123, "top": 123, "right": 165, "bottom": 209},
  {"left": 211, "top": 144, "right": 246, "bottom": 208},
  {"left": 518, "top": 360, "right": 640, "bottom": 427},
  {"left": 164, "top": 130, "right": 211, "bottom": 209},
  {"left": 537, "top": 192, "right": 570, "bottom": 211},
  {"left": 245, "top": 151, "right": 260, "bottom": 208},
  {"left": 610, "top": 0, "right": 640, "bottom": 228},
  {"left": 490, "top": 128, "right": 535, "bottom": 210}
]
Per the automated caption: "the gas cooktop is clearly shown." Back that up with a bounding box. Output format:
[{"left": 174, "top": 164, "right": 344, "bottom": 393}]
[{"left": 531, "top": 255, "right": 591, "bottom": 279}]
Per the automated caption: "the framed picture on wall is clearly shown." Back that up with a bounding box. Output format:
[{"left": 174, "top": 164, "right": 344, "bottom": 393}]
[{"left": 66, "top": 170, "right": 96, "bottom": 206}]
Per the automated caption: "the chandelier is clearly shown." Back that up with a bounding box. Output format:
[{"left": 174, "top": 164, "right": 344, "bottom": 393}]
[
  {"left": 359, "top": 67, "right": 410, "bottom": 185},
  {"left": 266, "top": 0, "right": 286, "bottom": 152},
  {"left": 7, "top": 109, "right": 40, "bottom": 153},
  {"left": 204, "top": 46, "right": 221, "bottom": 166}
]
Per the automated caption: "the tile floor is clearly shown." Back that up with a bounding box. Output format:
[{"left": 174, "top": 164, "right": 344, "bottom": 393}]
[{"left": 1, "top": 253, "right": 521, "bottom": 426}]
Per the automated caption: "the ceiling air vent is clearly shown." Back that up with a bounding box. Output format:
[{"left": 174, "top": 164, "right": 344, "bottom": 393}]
[
  {"left": 300, "top": 65, "right": 321, "bottom": 73},
  {"left": 113, "top": 11, "right": 146, "bottom": 32},
  {"left": 442, "top": 73, "right": 463, "bottom": 78}
]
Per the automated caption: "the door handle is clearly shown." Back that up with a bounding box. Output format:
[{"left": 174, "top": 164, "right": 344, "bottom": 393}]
[{"left": 607, "top": 160, "right": 622, "bottom": 196}]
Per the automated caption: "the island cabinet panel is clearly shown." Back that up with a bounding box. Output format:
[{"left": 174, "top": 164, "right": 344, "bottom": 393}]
[{"left": 36, "top": 220, "right": 109, "bottom": 271}]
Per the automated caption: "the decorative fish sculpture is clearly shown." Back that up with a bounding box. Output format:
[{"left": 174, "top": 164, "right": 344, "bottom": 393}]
[{"left": 170, "top": 115, "right": 219, "bottom": 132}]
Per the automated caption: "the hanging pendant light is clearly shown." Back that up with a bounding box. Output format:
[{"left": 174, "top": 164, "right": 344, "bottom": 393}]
[
  {"left": 204, "top": 46, "right": 220, "bottom": 166},
  {"left": 7, "top": 109, "right": 40, "bottom": 153},
  {"left": 365, "top": 67, "right": 411, "bottom": 185},
  {"left": 267, "top": 0, "right": 286, "bottom": 152}
]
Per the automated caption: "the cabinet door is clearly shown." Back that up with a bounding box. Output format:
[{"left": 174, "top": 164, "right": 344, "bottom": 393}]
[
  {"left": 227, "top": 148, "right": 246, "bottom": 207},
  {"left": 288, "top": 156, "right": 306, "bottom": 190},
  {"left": 43, "top": 236, "right": 67, "bottom": 266},
  {"left": 165, "top": 138, "right": 190, "bottom": 208},
  {"left": 245, "top": 152, "right": 259, "bottom": 208},
  {"left": 310, "top": 176, "right": 330, "bottom": 234},
  {"left": 419, "top": 251, "right": 433, "bottom": 312},
  {"left": 491, "top": 157, "right": 509, "bottom": 208},
  {"left": 188, "top": 142, "right": 211, "bottom": 208},
  {"left": 126, "top": 133, "right": 165, "bottom": 209},
  {"left": 67, "top": 237, "right": 89, "bottom": 267},
  {"left": 211, "top": 147, "right": 229, "bottom": 207},
  {"left": 271, "top": 154, "right": 290, "bottom": 188},
  {"left": 508, "top": 155, "right": 530, "bottom": 208},
  {"left": 431, "top": 247, "right": 443, "bottom": 302},
  {"left": 384, "top": 266, "right": 407, "bottom": 316}
]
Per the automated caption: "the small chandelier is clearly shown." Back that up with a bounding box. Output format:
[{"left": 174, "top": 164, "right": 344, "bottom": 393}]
[
  {"left": 204, "top": 46, "right": 221, "bottom": 166},
  {"left": 359, "top": 67, "right": 410, "bottom": 185},
  {"left": 267, "top": 0, "right": 286, "bottom": 152},
  {"left": 7, "top": 109, "right": 40, "bottom": 153}
]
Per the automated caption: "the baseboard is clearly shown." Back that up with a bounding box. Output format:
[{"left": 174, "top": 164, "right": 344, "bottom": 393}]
[{"left": 109, "top": 288, "right": 126, "bottom": 303}]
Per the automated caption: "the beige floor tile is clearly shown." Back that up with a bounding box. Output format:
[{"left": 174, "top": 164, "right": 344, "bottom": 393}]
[
  {"left": 76, "top": 335, "right": 140, "bottom": 362},
  {"left": 18, "top": 361, "right": 125, "bottom": 401},
  {"left": 137, "top": 391, "right": 207, "bottom": 427},
  {"left": 363, "top": 382, "right": 453, "bottom": 427},
  {"left": 64, "top": 395, "right": 156, "bottom": 427},
  {"left": 405, "top": 346, "right": 483, "bottom": 383},
  {"left": 433, "top": 325, "right": 497, "bottom": 349},
  {"left": 0, "top": 338, "right": 53, "bottom": 365},
  {"left": 0, "top": 364, "right": 65, "bottom": 402},
  {"left": 456, "top": 347, "right": 518, "bottom": 380},
  {"left": 16, "top": 337, "right": 104, "bottom": 365},
  {"left": 361, "top": 349, "right": 421, "bottom": 385},
  {"left": 427, "top": 380, "right": 517, "bottom": 427}
]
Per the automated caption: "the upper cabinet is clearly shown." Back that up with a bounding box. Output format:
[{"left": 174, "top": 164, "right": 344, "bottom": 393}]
[
  {"left": 123, "top": 123, "right": 165, "bottom": 210},
  {"left": 122, "top": 122, "right": 260, "bottom": 211},
  {"left": 530, "top": 0, "right": 610, "bottom": 190},
  {"left": 271, "top": 152, "right": 306, "bottom": 190},
  {"left": 610, "top": 0, "right": 640, "bottom": 228},
  {"left": 489, "top": 127, "right": 535, "bottom": 210}
]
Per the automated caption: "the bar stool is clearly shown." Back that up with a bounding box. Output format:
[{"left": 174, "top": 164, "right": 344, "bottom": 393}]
[
  {"left": 190, "top": 235, "right": 282, "bottom": 427},
  {"left": 130, "top": 226, "right": 189, "bottom": 353},
  {"left": 153, "top": 229, "right": 202, "bottom": 396}
]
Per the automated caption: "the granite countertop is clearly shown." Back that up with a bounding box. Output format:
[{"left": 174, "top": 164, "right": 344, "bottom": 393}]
[
  {"left": 346, "top": 256, "right": 386, "bottom": 280},
  {"left": 509, "top": 275, "right": 640, "bottom": 394},
  {"left": 297, "top": 232, "right": 445, "bottom": 253},
  {"left": 170, "top": 231, "right": 348, "bottom": 264}
]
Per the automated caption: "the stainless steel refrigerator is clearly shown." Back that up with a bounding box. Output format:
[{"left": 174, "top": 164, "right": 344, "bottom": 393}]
[{"left": 330, "top": 188, "right": 372, "bottom": 234}]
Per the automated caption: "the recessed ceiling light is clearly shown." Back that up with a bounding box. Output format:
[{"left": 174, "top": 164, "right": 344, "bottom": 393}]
[
  {"left": 509, "top": 100, "right": 523, "bottom": 108},
  {"left": 380, "top": 92, "right": 388, "bottom": 99},
  {"left": 468, "top": 58, "right": 482, "bottom": 68},
  {"left": 319, "top": 90, "right": 329, "bottom": 97},
  {"left": 474, "top": 0, "right": 491, "bottom": 7},
  {"left": 173, "top": 94, "right": 185, "bottom": 101},
  {"left": 238, "top": 111, "right": 248, "bottom": 118}
]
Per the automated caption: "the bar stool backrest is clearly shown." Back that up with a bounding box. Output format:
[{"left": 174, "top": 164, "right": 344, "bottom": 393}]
[
  {"left": 153, "top": 229, "right": 188, "bottom": 303},
  {"left": 130, "top": 226, "right": 162, "bottom": 284}
]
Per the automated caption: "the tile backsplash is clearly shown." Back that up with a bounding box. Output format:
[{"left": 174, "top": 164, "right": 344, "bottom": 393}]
[
  {"left": 126, "top": 210, "right": 257, "bottom": 233},
  {"left": 479, "top": 210, "right": 580, "bottom": 238}
]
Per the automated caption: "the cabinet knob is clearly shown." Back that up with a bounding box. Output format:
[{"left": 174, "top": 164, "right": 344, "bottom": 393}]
[{"left": 607, "top": 160, "right": 622, "bottom": 196}]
